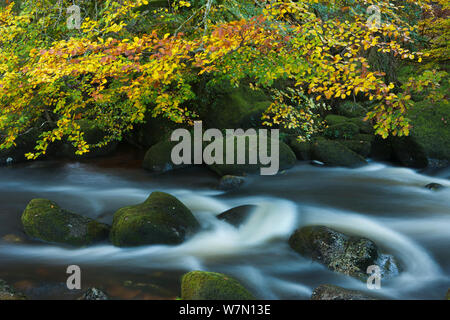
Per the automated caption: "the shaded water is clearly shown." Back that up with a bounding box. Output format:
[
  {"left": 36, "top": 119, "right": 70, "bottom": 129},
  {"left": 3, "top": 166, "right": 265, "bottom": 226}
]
[{"left": 0, "top": 157, "right": 449, "bottom": 300}]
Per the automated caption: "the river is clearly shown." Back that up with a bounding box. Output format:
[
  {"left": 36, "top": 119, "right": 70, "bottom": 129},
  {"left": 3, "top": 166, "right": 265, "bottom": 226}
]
[{"left": 0, "top": 155, "right": 449, "bottom": 299}]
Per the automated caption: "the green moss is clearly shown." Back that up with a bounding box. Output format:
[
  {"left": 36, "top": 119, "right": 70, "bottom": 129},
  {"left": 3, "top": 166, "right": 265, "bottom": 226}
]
[
  {"left": 407, "top": 100, "right": 450, "bottom": 160},
  {"left": 181, "top": 271, "right": 255, "bottom": 300},
  {"left": 198, "top": 83, "right": 271, "bottom": 129},
  {"left": 142, "top": 139, "right": 184, "bottom": 173},
  {"left": 390, "top": 136, "right": 428, "bottom": 168},
  {"left": 324, "top": 122, "right": 360, "bottom": 140},
  {"left": 208, "top": 134, "right": 297, "bottom": 176},
  {"left": 312, "top": 138, "right": 367, "bottom": 167},
  {"left": 336, "top": 101, "right": 367, "bottom": 118},
  {"left": 287, "top": 138, "right": 312, "bottom": 160},
  {"left": 337, "top": 139, "right": 371, "bottom": 157},
  {"left": 110, "top": 192, "right": 200, "bottom": 247},
  {"left": 21, "top": 199, "right": 110, "bottom": 246}
]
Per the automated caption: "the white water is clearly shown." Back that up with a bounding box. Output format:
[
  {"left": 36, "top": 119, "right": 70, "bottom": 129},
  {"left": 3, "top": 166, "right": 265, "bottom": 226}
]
[{"left": 0, "top": 162, "right": 449, "bottom": 299}]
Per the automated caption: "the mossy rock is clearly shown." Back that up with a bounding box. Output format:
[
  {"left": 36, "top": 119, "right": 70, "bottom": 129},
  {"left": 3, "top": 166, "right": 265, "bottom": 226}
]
[
  {"left": 197, "top": 83, "right": 272, "bottom": 129},
  {"left": 337, "top": 139, "right": 371, "bottom": 157},
  {"left": 407, "top": 100, "right": 450, "bottom": 161},
  {"left": 289, "top": 226, "right": 399, "bottom": 280},
  {"left": 312, "top": 138, "right": 367, "bottom": 168},
  {"left": 324, "top": 122, "right": 360, "bottom": 140},
  {"left": 0, "top": 279, "right": 27, "bottom": 300},
  {"left": 110, "top": 192, "right": 200, "bottom": 247},
  {"left": 446, "top": 288, "right": 450, "bottom": 300},
  {"left": 208, "top": 132, "right": 296, "bottom": 176},
  {"left": 325, "top": 114, "right": 351, "bottom": 126},
  {"left": 336, "top": 101, "right": 367, "bottom": 118},
  {"left": 21, "top": 199, "right": 110, "bottom": 246},
  {"left": 311, "top": 284, "right": 375, "bottom": 300},
  {"left": 287, "top": 137, "right": 312, "bottom": 160},
  {"left": 181, "top": 271, "right": 255, "bottom": 300},
  {"left": 390, "top": 136, "right": 428, "bottom": 168},
  {"left": 143, "top": 138, "right": 191, "bottom": 173},
  {"left": 325, "top": 114, "right": 372, "bottom": 137},
  {"left": 217, "top": 205, "right": 257, "bottom": 227}
]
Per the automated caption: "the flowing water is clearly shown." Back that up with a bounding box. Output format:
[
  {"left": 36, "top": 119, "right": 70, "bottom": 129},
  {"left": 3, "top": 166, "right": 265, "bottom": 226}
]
[{"left": 0, "top": 155, "right": 449, "bottom": 300}]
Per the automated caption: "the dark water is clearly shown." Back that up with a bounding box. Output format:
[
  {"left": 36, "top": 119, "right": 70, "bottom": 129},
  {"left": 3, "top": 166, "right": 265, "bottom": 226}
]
[{"left": 0, "top": 156, "right": 449, "bottom": 300}]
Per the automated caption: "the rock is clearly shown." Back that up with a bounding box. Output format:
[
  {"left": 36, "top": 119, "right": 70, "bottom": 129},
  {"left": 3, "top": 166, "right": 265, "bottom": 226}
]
[
  {"left": 407, "top": 100, "right": 450, "bottom": 161},
  {"left": 0, "top": 279, "right": 27, "bottom": 300},
  {"left": 181, "top": 271, "right": 255, "bottom": 300},
  {"left": 21, "top": 199, "right": 110, "bottom": 246},
  {"left": 390, "top": 136, "right": 428, "bottom": 168},
  {"left": 325, "top": 122, "right": 360, "bottom": 140},
  {"left": 208, "top": 133, "right": 297, "bottom": 176},
  {"left": 337, "top": 139, "right": 372, "bottom": 157},
  {"left": 217, "top": 205, "right": 256, "bottom": 227},
  {"left": 312, "top": 138, "right": 367, "bottom": 168},
  {"left": 218, "top": 175, "right": 245, "bottom": 191},
  {"left": 446, "top": 288, "right": 450, "bottom": 300},
  {"left": 287, "top": 138, "right": 312, "bottom": 160},
  {"left": 110, "top": 192, "right": 200, "bottom": 247},
  {"left": 142, "top": 138, "right": 190, "bottom": 173},
  {"left": 197, "top": 83, "right": 271, "bottom": 130},
  {"left": 425, "top": 183, "right": 444, "bottom": 191},
  {"left": 336, "top": 101, "right": 367, "bottom": 118},
  {"left": 78, "top": 287, "right": 108, "bottom": 300},
  {"left": 288, "top": 226, "right": 399, "bottom": 280},
  {"left": 311, "top": 284, "right": 375, "bottom": 300},
  {"left": 2, "top": 234, "right": 25, "bottom": 243}
]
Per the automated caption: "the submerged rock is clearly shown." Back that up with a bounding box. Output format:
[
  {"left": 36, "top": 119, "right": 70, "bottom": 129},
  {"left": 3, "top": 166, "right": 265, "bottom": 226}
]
[
  {"left": 0, "top": 279, "right": 27, "bottom": 300},
  {"left": 312, "top": 138, "right": 367, "bottom": 168},
  {"left": 110, "top": 192, "right": 200, "bottom": 247},
  {"left": 311, "top": 284, "right": 375, "bottom": 300},
  {"left": 288, "top": 226, "right": 399, "bottom": 280},
  {"left": 21, "top": 199, "right": 110, "bottom": 246},
  {"left": 2, "top": 233, "right": 25, "bottom": 243},
  {"left": 181, "top": 271, "right": 255, "bottom": 300},
  {"left": 217, "top": 205, "right": 257, "bottom": 227},
  {"left": 218, "top": 175, "right": 245, "bottom": 191},
  {"left": 78, "top": 287, "right": 108, "bottom": 300},
  {"left": 425, "top": 183, "right": 444, "bottom": 191}
]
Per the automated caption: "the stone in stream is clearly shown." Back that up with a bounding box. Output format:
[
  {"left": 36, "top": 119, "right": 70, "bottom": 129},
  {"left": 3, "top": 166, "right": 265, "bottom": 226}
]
[
  {"left": 21, "top": 199, "right": 110, "bottom": 246},
  {"left": 311, "top": 138, "right": 368, "bottom": 168},
  {"left": 218, "top": 175, "right": 245, "bottom": 191},
  {"left": 288, "top": 226, "right": 400, "bottom": 280},
  {"left": 311, "top": 284, "right": 375, "bottom": 300},
  {"left": 446, "top": 289, "right": 450, "bottom": 300},
  {"left": 181, "top": 271, "right": 255, "bottom": 300},
  {"left": 78, "top": 287, "right": 108, "bottom": 300},
  {"left": 0, "top": 279, "right": 27, "bottom": 300},
  {"left": 110, "top": 192, "right": 200, "bottom": 247},
  {"left": 425, "top": 183, "right": 444, "bottom": 191},
  {"left": 217, "top": 205, "right": 257, "bottom": 227}
]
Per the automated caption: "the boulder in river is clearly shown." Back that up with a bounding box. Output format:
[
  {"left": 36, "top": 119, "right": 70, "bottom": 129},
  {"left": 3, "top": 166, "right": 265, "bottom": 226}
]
[
  {"left": 446, "top": 288, "right": 450, "bottom": 300},
  {"left": 181, "top": 271, "right": 255, "bottom": 300},
  {"left": 390, "top": 136, "right": 428, "bottom": 168},
  {"left": 110, "top": 192, "right": 200, "bottom": 247},
  {"left": 21, "top": 199, "right": 110, "bottom": 246},
  {"left": 287, "top": 138, "right": 312, "bottom": 161},
  {"left": 311, "top": 284, "right": 375, "bottom": 300},
  {"left": 312, "top": 138, "right": 368, "bottom": 168},
  {"left": 78, "top": 287, "right": 108, "bottom": 300},
  {"left": 288, "top": 226, "right": 399, "bottom": 280},
  {"left": 218, "top": 175, "right": 245, "bottom": 191},
  {"left": 217, "top": 205, "right": 257, "bottom": 227},
  {"left": 143, "top": 138, "right": 191, "bottom": 173},
  {"left": 425, "top": 183, "right": 444, "bottom": 191},
  {"left": 0, "top": 279, "right": 27, "bottom": 300}
]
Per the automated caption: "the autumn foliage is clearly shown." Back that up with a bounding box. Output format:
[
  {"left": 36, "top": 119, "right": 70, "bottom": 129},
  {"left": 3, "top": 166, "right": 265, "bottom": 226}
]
[{"left": 0, "top": 0, "right": 448, "bottom": 158}]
